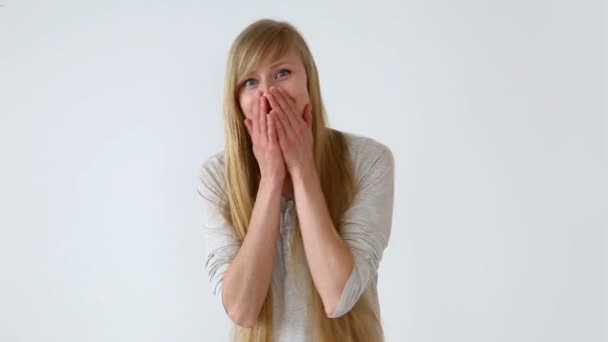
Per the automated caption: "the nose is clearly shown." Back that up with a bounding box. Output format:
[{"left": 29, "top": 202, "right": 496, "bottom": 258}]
[
  {"left": 256, "top": 88, "right": 271, "bottom": 113},
  {"left": 259, "top": 85, "right": 271, "bottom": 98},
  {"left": 258, "top": 78, "right": 278, "bottom": 98}
]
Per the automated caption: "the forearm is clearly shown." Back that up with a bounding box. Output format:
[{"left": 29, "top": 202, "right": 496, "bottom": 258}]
[
  {"left": 291, "top": 166, "right": 354, "bottom": 316},
  {"left": 221, "top": 178, "right": 282, "bottom": 327}
]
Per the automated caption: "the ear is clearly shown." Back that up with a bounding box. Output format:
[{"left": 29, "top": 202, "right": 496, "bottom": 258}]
[{"left": 303, "top": 104, "right": 313, "bottom": 129}]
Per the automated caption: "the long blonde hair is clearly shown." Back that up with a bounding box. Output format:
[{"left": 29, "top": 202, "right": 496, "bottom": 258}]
[{"left": 220, "top": 19, "right": 383, "bottom": 342}]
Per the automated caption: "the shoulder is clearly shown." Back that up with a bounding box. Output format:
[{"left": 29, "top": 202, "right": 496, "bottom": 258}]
[
  {"left": 199, "top": 150, "right": 225, "bottom": 175},
  {"left": 197, "top": 150, "right": 226, "bottom": 197},
  {"left": 341, "top": 131, "right": 395, "bottom": 180}
]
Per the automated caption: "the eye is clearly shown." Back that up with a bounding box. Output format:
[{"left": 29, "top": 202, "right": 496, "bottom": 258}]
[
  {"left": 241, "top": 69, "right": 290, "bottom": 89},
  {"left": 275, "top": 69, "right": 291, "bottom": 78},
  {"left": 242, "top": 78, "right": 257, "bottom": 88}
]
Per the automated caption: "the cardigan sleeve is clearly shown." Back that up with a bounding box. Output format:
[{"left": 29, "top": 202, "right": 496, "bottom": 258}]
[
  {"left": 197, "top": 155, "right": 240, "bottom": 314},
  {"left": 328, "top": 143, "right": 395, "bottom": 318}
]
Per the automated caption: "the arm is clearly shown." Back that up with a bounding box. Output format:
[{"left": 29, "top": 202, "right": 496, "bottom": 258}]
[
  {"left": 220, "top": 178, "right": 282, "bottom": 328},
  {"left": 262, "top": 87, "right": 394, "bottom": 317},
  {"left": 291, "top": 145, "right": 395, "bottom": 317},
  {"left": 198, "top": 158, "right": 283, "bottom": 328},
  {"left": 291, "top": 165, "right": 355, "bottom": 316}
]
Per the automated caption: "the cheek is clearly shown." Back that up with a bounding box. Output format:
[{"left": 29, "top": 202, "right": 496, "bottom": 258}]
[{"left": 239, "top": 95, "right": 256, "bottom": 119}]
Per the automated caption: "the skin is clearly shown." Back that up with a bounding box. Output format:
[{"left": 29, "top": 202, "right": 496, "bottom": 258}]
[
  {"left": 222, "top": 49, "right": 355, "bottom": 327},
  {"left": 240, "top": 49, "right": 311, "bottom": 200}
]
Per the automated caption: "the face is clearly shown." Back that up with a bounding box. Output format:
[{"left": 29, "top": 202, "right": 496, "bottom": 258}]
[{"left": 238, "top": 49, "right": 309, "bottom": 120}]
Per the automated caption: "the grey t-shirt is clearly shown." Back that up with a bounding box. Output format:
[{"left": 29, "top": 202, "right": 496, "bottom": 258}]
[{"left": 197, "top": 131, "right": 395, "bottom": 341}]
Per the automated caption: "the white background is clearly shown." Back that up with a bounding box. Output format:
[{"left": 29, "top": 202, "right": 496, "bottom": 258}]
[{"left": 0, "top": 0, "right": 605, "bottom": 341}]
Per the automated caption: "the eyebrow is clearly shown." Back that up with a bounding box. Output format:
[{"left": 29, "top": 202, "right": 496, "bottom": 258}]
[
  {"left": 247, "top": 60, "right": 291, "bottom": 76},
  {"left": 269, "top": 60, "right": 291, "bottom": 69}
]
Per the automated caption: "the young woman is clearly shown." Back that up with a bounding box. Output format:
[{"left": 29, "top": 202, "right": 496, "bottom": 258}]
[{"left": 198, "top": 18, "right": 395, "bottom": 342}]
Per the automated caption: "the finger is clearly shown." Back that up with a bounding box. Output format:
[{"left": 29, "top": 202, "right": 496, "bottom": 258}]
[
  {"left": 266, "top": 93, "right": 293, "bottom": 132},
  {"left": 266, "top": 92, "right": 285, "bottom": 119},
  {"left": 267, "top": 113, "right": 279, "bottom": 147},
  {"left": 252, "top": 95, "right": 261, "bottom": 139},
  {"left": 277, "top": 87, "right": 297, "bottom": 111},
  {"left": 303, "top": 104, "right": 313, "bottom": 128},
  {"left": 260, "top": 100, "right": 268, "bottom": 144},
  {"left": 268, "top": 94, "right": 294, "bottom": 137},
  {"left": 261, "top": 92, "right": 269, "bottom": 117},
  {"left": 244, "top": 119, "right": 251, "bottom": 136},
  {"left": 270, "top": 111, "right": 288, "bottom": 147},
  {"left": 270, "top": 88, "right": 298, "bottom": 129}
]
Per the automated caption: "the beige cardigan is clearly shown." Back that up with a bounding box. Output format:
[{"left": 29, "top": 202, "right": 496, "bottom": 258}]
[{"left": 197, "top": 131, "right": 395, "bottom": 341}]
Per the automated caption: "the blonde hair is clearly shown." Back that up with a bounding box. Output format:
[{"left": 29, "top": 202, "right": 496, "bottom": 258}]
[{"left": 220, "top": 18, "right": 383, "bottom": 342}]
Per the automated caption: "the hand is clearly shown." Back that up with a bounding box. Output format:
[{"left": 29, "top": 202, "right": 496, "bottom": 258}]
[
  {"left": 266, "top": 86, "right": 314, "bottom": 175},
  {"left": 243, "top": 91, "right": 287, "bottom": 182}
]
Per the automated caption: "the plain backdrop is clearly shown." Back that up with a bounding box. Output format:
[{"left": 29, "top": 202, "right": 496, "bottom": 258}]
[{"left": 0, "top": 0, "right": 605, "bottom": 341}]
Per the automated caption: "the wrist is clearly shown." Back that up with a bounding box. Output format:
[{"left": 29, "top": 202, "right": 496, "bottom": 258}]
[
  {"left": 259, "top": 176, "right": 284, "bottom": 192},
  {"left": 290, "top": 163, "right": 317, "bottom": 183}
]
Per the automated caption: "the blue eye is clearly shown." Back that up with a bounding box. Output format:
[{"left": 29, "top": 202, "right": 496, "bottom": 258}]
[
  {"left": 276, "top": 69, "right": 291, "bottom": 78},
  {"left": 243, "top": 79, "right": 257, "bottom": 87},
  {"left": 242, "top": 69, "right": 291, "bottom": 89}
]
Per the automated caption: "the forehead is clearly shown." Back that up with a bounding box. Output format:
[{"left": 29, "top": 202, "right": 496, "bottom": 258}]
[
  {"left": 244, "top": 47, "right": 301, "bottom": 76},
  {"left": 260, "top": 48, "right": 299, "bottom": 64}
]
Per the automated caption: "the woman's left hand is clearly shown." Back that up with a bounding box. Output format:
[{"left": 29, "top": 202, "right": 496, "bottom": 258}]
[{"left": 266, "top": 86, "right": 314, "bottom": 175}]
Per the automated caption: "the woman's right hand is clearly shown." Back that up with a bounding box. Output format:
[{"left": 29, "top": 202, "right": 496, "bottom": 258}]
[{"left": 244, "top": 92, "right": 286, "bottom": 182}]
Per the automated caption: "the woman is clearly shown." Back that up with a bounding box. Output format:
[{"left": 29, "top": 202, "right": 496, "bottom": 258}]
[{"left": 198, "top": 18, "right": 395, "bottom": 342}]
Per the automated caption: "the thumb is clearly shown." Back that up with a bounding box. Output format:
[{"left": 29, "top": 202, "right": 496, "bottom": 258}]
[
  {"left": 303, "top": 104, "right": 313, "bottom": 128},
  {"left": 244, "top": 119, "right": 251, "bottom": 135}
]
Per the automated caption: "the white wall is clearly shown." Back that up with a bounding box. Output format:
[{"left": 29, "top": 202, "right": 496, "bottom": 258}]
[{"left": 0, "top": 0, "right": 605, "bottom": 341}]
